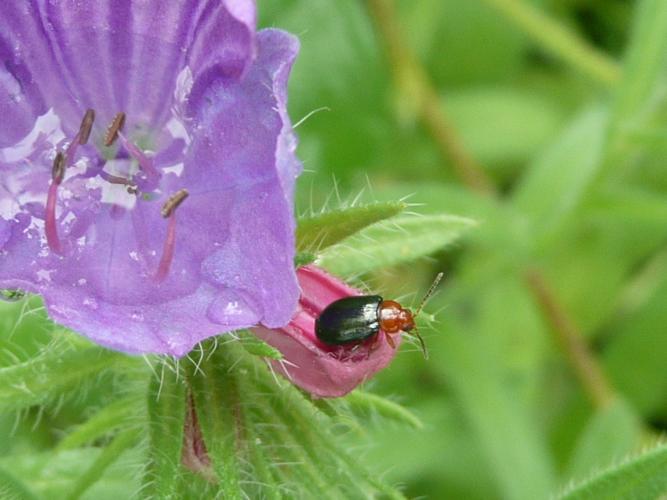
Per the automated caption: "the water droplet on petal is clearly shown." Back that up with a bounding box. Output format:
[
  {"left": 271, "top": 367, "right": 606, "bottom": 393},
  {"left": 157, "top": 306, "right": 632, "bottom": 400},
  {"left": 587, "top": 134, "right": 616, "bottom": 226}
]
[
  {"left": 82, "top": 297, "right": 98, "bottom": 310},
  {"left": 206, "top": 290, "right": 260, "bottom": 326}
]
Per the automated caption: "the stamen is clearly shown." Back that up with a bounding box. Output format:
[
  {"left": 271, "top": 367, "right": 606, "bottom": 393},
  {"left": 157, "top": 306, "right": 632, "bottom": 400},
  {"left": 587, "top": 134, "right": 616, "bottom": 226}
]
[
  {"left": 46, "top": 153, "right": 66, "bottom": 254},
  {"left": 117, "top": 132, "right": 160, "bottom": 178},
  {"left": 51, "top": 152, "right": 66, "bottom": 184},
  {"left": 161, "top": 189, "right": 189, "bottom": 218},
  {"left": 155, "top": 214, "right": 177, "bottom": 282},
  {"left": 79, "top": 109, "right": 96, "bottom": 145},
  {"left": 104, "top": 112, "right": 126, "bottom": 147},
  {"left": 155, "top": 189, "right": 189, "bottom": 282},
  {"left": 100, "top": 172, "right": 134, "bottom": 186},
  {"left": 61, "top": 109, "right": 95, "bottom": 164}
]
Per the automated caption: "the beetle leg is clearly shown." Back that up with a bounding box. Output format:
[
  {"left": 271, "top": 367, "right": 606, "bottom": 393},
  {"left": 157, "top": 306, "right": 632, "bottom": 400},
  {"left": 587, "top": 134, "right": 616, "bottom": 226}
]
[{"left": 385, "top": 332, "right": 396, "bottom": 349}]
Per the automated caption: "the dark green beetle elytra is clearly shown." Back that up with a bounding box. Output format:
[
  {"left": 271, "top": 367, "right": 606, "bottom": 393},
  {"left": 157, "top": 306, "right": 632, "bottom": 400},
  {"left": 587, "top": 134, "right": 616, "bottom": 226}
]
[{"left": 315, "top": 295, "right": 383, "bottom": 345}]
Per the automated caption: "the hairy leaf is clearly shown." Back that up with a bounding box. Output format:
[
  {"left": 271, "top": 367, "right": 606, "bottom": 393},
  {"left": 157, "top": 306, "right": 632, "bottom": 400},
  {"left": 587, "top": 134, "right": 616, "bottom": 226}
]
[
  {"left": 297, "top": 201, "right": 406, "bottom": 252},
  {"left": 142, "top": 362, "right": 187, "bottom": 499},
  {"left": 560, "top": 443, "right": 667, "bottom": 500},
  {"left": 318, "top": 214, "right": 476, "bottom": 275},
  {"left": 66, "top": 429, "right": 140, "bottom": 500},
  {"left": 0, "top": 466, "right": 38, "bottom": 500},
  {"left": 0, "top": 343, "right": 120, "bottom": 413}
]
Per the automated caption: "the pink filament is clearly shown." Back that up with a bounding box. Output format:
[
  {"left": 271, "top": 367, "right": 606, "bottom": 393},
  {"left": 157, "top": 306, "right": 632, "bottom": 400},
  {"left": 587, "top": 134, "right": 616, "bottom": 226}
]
[
  {"left": 45, "top": 181, "right": 62, "bottom": 254},
  {"left": 64, "top": 132, "right": 81, "bottom": 160},
  {"left": 118, "top": 132, "right": 160, "bottom": 178},
  {"left": 155, "top": 213, "right": 177, "bottom": 282}
]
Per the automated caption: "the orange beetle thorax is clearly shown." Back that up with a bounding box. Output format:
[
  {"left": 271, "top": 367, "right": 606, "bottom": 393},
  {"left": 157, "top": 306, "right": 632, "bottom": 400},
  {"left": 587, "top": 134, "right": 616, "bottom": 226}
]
[{"left": 379, "top": 300, "right": 415, "bottom": 333}]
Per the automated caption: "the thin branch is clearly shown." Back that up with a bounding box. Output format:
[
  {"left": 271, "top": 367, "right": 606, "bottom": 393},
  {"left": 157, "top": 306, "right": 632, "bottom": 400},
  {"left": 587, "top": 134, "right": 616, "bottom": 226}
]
[
  {"left": 366, "top": 0, "right": 496, "bottom": 195},
  {"left": 524, "top": 269, "right": 616, "bottom": 408}
]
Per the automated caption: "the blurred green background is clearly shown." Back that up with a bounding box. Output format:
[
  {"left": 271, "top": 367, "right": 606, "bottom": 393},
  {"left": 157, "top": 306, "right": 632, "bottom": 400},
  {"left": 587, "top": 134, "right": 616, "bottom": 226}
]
[
  {"left": 2, "top": 0, "right": 667, "bottom": 498},
  {"left": 263, "top": 0, "right": 667, "bottom": 498}
]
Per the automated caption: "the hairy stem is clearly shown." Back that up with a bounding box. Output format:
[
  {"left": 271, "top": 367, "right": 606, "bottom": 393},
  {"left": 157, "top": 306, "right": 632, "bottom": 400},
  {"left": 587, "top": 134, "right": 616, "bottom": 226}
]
[{"left": 365, "top": 0, "right": 617, "bottom": 409}]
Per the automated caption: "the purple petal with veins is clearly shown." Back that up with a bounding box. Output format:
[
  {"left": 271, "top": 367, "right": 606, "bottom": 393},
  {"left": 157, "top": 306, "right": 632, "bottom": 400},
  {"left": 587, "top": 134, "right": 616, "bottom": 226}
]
[{"left": 0, "top": 1, "right": 301, "bottom": 356}]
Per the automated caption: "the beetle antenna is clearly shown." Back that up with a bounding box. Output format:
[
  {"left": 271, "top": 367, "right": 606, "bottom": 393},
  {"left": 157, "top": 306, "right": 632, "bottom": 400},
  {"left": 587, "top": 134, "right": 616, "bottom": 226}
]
[
  {"left": 414, "top": 272, "right": 444, "bottom": 319},
  {"left": 410, "top": 325, "right": 429, "bottom": 360}
]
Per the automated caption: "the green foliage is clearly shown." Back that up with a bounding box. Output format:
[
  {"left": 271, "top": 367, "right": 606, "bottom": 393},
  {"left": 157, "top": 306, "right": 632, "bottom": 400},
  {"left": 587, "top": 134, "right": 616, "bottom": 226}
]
[
  {"left": 237, "top": 330, "right": 284, "bottom": 360},
  {"left": 57, "top": 396, "right": 141, "bottom": 451},
  {"left": 0, "top": 467, "right": 38, "bottom": 500},
  {"left": 66, "top": 429, "right": 141, "bottom": 500},
  {"left": 565, "top": 400, "right": 643, "bottom": 483},
  {"left": 185, "top": 340, "right": 406, "bottom": 499},
  {"left": 297, "top": 201, "right": 406, "bottom": 252},
  {"left": 344, "top": 390, "right": 423, "bottom": 429},
  {"left": 3, "top": 0, "right": 667, "bottom": 498},
  {"left": 143, "top": 361, "right": 187, "bottom": 498},
  {"left": 318, "top": 214, "right": 476, "bottom": 275},
  {"left": 560, "top": 443, "right": 667, "bottom": 500},
  {"left": 0, "top": 340, "right": 121, "bottom": 412},
  {"left": 512, "top": 106, "right": 607, "bottom": 247}
]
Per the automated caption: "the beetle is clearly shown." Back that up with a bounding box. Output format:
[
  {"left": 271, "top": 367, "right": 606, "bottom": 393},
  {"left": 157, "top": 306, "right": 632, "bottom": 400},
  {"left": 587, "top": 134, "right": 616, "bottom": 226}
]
[{"left": 315, "top": 273, "right": 443, "bottom": 358}]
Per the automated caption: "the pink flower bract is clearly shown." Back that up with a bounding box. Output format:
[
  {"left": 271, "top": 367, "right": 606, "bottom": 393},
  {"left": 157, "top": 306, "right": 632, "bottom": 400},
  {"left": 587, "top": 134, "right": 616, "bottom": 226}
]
[{"left": 252, "top": 266, "right": 399, "bottom": 398}]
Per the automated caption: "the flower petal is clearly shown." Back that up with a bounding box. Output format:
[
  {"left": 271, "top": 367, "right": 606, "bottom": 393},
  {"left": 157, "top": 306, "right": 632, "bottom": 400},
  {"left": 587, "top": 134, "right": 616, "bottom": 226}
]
[
  {"left": 0, "top": 2, "right": 71, "bottom": 146},
  {"left": 0, "top": 26, "right": 301, "bottom": 357},
  {"left": 0, "top": 0, "right": 256, "bottom": 133},
  {"left": 183, "top": 29, "right": 301, "bottom": 329}
]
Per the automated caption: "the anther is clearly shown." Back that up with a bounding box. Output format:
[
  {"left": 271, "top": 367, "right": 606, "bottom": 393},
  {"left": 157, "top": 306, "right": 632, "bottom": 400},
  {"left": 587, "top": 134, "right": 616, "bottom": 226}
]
[
  {"left": 104, "top": 112, "right": 126, "bottom": 147},
  {"left": 161, "top": 189, "right": 189, "bottom": 218},
  {"left": 51, "top": 152, "right": 67, "bottom": 184},
  {"left": 79, "top": 109, "right": 95, "bottom": 145},
  {"left": 155, "top": 189, "right": 189, "bottom": 282}
]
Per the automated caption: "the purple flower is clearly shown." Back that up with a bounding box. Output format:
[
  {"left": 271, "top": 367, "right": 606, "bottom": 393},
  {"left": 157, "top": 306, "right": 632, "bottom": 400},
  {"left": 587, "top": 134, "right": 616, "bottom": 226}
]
[
  {"left": 0, "top": 1, "right": 301, "bottom": 356},
  {"left": 252, "top": 266, "right": 399, "bottom": 398}
]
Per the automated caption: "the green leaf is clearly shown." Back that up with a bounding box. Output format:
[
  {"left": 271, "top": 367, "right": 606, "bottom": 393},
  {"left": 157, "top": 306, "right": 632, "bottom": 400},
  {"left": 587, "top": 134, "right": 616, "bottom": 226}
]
[
  {"left": 0, "top": 343, "right": 120, "bottom": 413},
  {"left": 188, "top": 347, "right": 242, "bottom": 498},
  {"left": 559, "top": 443, "right": 667, "bottom": 500},
  {"left": 479, "top": 0, "right": 620, "bottom": 86},
  {"left": 0, "top": 466, "right": 39, "bottom": 500},
  {"left": 512, "top": 107, "right": 607, "bottom": 246},
  {"left": 238, "top": 331, "right": 283, "bottom": 360},
  {"left": 251, "top": 370, "right": 406, "bottom": 499},
  {"left": 317, "top": 213, "right": 476, "bottom": 275},
  {"left": 589, "top": 187, "right": 667, "bottom": 225},
  {"left": 142, "top": 361, "right": 187, "bottom": 499},
  {"left": 565, "top": 400, "right": 643, "bottom": 483},
  {"left": 57, "top": 396, "right": 141, "bottom": 451},
  {"left": 345, "top": 391, "right": 423, "bottom": 430},
  {"left": 610, "top": 0, "right": 667, "bottom": 129},
  {"left": 0, "top": 289, "right": 27, "bottom": 302},
  {"left": 604, "top": 275, "right": 667, "bottom": 415},
  {"left": 436, "top": 320, "right": 556, "bottom": 500},
  {"left": 65, "top": 429, "right": 140, "bottom": 500},
  {"left": 297, "top": 201, "right": 406, "bottom": 252},
  {"left": 446, "top": 86, "right": 564, "bottom": 167},
  {"left": 294, "top": 251, "right": 316, "bottom": 267}
]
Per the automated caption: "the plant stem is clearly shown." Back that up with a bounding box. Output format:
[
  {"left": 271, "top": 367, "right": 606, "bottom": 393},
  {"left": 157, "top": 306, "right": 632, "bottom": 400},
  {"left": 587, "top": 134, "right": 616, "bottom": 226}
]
[
  {"left": 365, "top": 0, "right": 617, "bottom": 409},
  {"left": 480, "top": 0, "right": 621, "bottom": 86},
  {"left": 524, "top": 269, "right": 616, "bottom": 408},
  {"left": 366, "top": 0, "right": 496, "bottom": 195}
]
